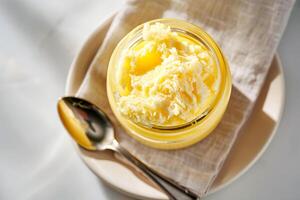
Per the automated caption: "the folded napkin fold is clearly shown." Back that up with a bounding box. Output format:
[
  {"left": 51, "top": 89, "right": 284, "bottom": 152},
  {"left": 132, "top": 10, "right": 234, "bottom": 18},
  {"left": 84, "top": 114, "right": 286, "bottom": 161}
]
[{"left": 76, "top": 0, "right": 294, "bottom": 196}]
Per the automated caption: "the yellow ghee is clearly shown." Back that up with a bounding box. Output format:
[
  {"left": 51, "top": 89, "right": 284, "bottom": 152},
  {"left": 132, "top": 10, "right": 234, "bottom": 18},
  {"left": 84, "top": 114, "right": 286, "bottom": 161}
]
[{"left": 116, "top": 22, "right": 220, "bottom": 127}]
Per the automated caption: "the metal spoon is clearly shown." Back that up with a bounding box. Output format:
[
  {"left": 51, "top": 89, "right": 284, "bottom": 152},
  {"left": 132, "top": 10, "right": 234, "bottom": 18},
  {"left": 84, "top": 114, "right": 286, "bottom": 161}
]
[{"left": 57, "top": 96, "right": 200, "bottom": 200}]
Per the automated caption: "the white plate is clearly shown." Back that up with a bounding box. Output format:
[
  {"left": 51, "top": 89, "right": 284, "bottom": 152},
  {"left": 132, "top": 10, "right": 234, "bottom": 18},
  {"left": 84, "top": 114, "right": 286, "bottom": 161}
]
[{"left": 65, "top": 15, "right": 285, "bottom": 199}]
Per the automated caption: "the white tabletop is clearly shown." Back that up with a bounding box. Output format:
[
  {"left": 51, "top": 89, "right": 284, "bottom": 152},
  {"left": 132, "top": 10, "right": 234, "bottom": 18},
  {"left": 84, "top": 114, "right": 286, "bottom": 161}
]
[{"left": 0, "top": 0, "right": 299, "bottom": 199}]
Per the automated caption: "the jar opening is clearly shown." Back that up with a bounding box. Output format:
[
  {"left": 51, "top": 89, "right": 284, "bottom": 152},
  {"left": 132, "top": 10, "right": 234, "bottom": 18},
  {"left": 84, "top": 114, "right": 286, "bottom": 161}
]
[
  {"left": 112, "top": 19, "right": 230, "bottom": 131},
  {"left": 115, "top": 24, "right": 223, "bottom": 130}
]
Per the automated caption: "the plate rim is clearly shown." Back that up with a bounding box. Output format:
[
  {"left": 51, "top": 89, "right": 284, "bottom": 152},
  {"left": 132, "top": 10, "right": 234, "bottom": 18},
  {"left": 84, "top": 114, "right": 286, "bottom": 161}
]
[{"left": 65, "top": 14, "right": 286, "bottom": 199}]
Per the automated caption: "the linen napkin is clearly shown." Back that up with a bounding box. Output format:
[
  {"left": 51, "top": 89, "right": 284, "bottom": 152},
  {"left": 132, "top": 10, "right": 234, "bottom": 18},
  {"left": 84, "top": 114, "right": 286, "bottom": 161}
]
[{"left": 76, "top": 0, "right": 294, "bottom": 196}]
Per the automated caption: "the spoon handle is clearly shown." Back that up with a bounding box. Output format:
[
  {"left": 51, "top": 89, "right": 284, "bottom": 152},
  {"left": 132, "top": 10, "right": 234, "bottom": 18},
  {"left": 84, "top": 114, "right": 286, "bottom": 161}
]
[{"left": 113, "top": 140, "right": 200, "bottom": 200}]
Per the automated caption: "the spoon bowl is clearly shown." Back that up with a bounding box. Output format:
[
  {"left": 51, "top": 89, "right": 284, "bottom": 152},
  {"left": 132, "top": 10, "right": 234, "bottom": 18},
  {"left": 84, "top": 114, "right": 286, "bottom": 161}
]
[{"left": 57, "top": 97, "right": 115, "bottom": 151}]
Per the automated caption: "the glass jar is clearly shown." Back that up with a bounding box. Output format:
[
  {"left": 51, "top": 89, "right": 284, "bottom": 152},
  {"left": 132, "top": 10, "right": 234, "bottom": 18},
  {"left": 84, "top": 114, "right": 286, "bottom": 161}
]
[{"left": 107, "top": 19, "right": 231, "bottom": 149}]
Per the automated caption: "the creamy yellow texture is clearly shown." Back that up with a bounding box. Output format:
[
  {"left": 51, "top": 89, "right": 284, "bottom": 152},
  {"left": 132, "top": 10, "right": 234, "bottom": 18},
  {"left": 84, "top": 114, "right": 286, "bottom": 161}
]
[{"left": 116, "top": 23, "right": 219, "bottom": 126}]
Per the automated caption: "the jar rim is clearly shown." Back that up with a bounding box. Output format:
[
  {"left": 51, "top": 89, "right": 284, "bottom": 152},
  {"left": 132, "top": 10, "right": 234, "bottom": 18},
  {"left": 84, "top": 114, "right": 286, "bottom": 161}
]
[{"left": 107, "top": 19, "right": 231, "bottom": 138}]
